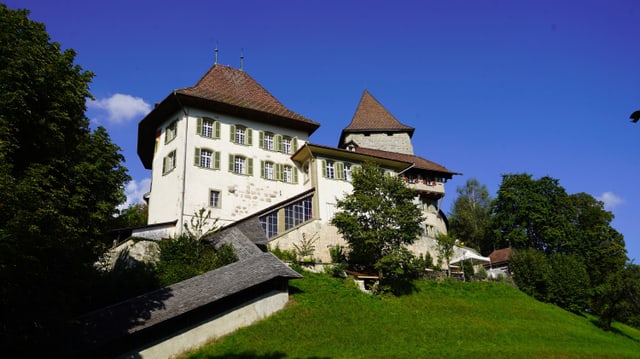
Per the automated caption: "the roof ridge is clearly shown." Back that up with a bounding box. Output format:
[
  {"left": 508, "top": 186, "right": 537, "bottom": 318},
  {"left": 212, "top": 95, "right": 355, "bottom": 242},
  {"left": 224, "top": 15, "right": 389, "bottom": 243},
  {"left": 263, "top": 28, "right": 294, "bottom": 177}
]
[{"left": 177, "top": 64, "right": 319, "bottom": 126}]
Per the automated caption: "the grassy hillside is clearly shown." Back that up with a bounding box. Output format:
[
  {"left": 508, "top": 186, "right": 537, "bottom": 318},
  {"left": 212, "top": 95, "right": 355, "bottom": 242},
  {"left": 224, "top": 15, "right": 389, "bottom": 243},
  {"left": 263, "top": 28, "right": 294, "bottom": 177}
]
[{"left": 185, "top": 272, "right": 640, "bottom": 358}]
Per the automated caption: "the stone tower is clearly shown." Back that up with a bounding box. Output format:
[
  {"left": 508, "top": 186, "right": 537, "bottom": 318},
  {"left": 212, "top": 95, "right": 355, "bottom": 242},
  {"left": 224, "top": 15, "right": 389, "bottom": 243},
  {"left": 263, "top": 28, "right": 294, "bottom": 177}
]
[{"left": 338, "top": 90, "right": 415, "bottom": 155}]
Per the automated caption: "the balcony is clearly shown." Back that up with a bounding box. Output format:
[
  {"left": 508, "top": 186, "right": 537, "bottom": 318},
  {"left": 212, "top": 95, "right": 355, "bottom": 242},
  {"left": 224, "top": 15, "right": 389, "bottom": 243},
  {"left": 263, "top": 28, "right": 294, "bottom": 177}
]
[{"left": 403, "top": 177, "right": 445, "bottom": 198}]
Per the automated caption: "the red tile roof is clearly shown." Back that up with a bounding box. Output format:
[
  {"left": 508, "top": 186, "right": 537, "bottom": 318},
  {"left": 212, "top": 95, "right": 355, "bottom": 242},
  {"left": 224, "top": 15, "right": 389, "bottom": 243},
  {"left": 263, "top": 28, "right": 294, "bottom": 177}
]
[
  {"left": 177, "top": 65, "right": 318, "bottom": 127},
  {"left": 353, "top": 146, "right": 460, "bottom": 176},
  {"left": 138, "top": 65, "right": 319, "bottom": 169},
  {"left": 339, "top": 90, "right": 414, "bottom": 145},
  {"left": 489, "top": 248, "right": 513, "bottom": 264}
]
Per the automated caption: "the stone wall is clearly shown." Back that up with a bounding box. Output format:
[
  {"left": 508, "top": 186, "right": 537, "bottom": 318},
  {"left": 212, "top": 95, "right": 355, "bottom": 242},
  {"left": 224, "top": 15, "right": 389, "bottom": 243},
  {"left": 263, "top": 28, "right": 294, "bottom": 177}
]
[{"left": 345, "top": 132, "right": 414, "bottom": 155}]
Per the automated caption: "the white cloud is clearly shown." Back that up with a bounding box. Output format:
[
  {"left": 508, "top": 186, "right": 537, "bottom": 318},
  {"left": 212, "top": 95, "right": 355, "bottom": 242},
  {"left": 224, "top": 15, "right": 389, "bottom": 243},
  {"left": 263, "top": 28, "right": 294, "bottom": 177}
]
[
  {"left": 88, "top": 93, "right": 151, "bottom": 124},
  {"left": 596, "top": 191, "right": 624, "bottom": 210},
  {"left": 119, "top": 178, "right": 151, "bottom": 210}
]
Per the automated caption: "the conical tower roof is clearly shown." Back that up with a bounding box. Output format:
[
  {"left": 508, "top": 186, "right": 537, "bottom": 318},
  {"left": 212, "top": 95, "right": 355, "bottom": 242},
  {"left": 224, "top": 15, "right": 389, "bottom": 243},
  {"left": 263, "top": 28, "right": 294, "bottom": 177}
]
[{"left": 339, "top": 90, "right": 414, "bottom": 147}]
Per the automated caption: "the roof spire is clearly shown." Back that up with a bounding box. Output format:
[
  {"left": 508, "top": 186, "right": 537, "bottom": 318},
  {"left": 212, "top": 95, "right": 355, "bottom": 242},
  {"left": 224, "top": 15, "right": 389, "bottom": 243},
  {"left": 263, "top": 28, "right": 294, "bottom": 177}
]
[
  {"left": 214, "top": 43, "right": 219, "bottom": 65},
  {"left": 239, "top": 48, "right": 244, "bottom": 71}
]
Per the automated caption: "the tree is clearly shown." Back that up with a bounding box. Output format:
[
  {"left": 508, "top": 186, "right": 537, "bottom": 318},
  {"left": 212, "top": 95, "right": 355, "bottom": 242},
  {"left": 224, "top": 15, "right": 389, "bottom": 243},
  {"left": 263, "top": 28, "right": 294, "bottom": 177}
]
[
  {"left": 0, "top": 5, "right": 129, "bottom": 352},
  {"left": 509, "top": 249, "right": 552, "bottom": 302},
  {"left": 435, "top": 233, "right": 456, "bottom": 276},
  {"left": 491, "top": 174, "right": 633, "bottom": 325},
  {"left": 567, "top": 192, "right": 627, "bottom": 288},
  {"left": 547, "top": 253, "right": 590, "bottom": 313},
  {"left": 113, "top": 202, "right": 149, "bottom": 228},
  {"left": 592, "top": 264, "right": 640, "bottom": 330},
  {"left": 448, "top": 178, "right": 492, "bottom": 255},
  {"left": 490, "top": 174, "right": 576, "bottom": 253},
  {"left": 331, "top": 162, "right": 424, "bottom": 280}
]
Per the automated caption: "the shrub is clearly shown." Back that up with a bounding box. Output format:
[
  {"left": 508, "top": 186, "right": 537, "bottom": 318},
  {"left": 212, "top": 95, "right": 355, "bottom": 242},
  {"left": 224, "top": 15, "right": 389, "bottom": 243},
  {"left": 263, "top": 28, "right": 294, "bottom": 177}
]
[
  {"left": 510, "top": 249, "right": 551, "bottom": 301},
  {"left": 269, "top": 244, "right": 297, "bottom": 262},
  {"left": 329, "top": 244, "right": 347, "bottom": 264},
  {"left": 155, "top": 234, "right": 237, "bottom": 287},
  {"left": 475, "top": 266, "right": 488, "bottom": 280},
  {"left": 547, "top": 253, "right": 590, "bottom": 313},
  {"left": 375, "top": 247, "right": 423, "bottom": 295}
]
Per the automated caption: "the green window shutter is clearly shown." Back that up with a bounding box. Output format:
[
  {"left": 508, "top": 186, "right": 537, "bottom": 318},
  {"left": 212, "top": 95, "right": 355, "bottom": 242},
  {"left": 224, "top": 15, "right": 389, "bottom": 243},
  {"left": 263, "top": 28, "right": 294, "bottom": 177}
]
[
  {"left": 352, "top": 164, "right": 362, "bottom": 174},
  {"left": 214, "top": 121, "right": 221, "bottom": 138},
  {"left": 292, "top": 168, "right": 298, "bottom": 184},
  {"left": 336, "top": 162, "right": 345, "bottom": 180},
  {"left": 194, "top": 148, "right": 201, "bottom": 166},
  {"left": 275, "top": 134, "right": 282, "bottom": 152},
  {"left": 163, "top": 156, "right": 167, "bottom": 173},
  {"left": 213, "top": 151, "right": 220, "bottom": 169},
  {"left": 247, "top": 128, "right": 253, "bottom": 146},
  {"left": 230, "top": 125, "right": 236, "bottom": 142},
  {"left": 321, "top": 160, "right": 327, "bottom": 178},
  {"left": 258, "top": 131, "right": 264, "bottom": 149},
  {"left": 247, "top": 158, "right": 253, "bottom": 176},
  {"left": 260, "top": 160, "right": 265, "bottom": 178},
  {"left": 275, "top": 163, "right": 283, "bottom": 181},
  {"left": 228, "top": 154, "right": 235, "bottom": 172},
  {"left": 196, "top": 117, "right": 202, "bottom": 135},
  {"left": 292, "top": 138, "right": 298, "bottom": 152}
]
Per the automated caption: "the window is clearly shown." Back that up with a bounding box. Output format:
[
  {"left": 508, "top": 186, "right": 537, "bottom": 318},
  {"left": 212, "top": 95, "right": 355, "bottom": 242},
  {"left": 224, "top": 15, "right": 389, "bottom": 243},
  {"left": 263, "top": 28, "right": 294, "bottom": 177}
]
[
  {"left": 194, "top": 148, "right": 220, "bottom": 169},
  {"left": 165, "top": 120, "right": 178, "bottom": 144},
  {"left": 260, "top": 212, "right": 278, "bottom": 238},
  {"left": 229, "top": 154, "right": 253, "bottom": 176},
  {"left": 200, "top": 149, "right": 212, "bottom": 168},
  {"left": 262, "top": 161, "right": 275, "bottom": 180},
  {"left": 230, "top": 125, "right": 252, "bottom": 145},
  {"left": 197, "top": 117, "right": 220, "bottom": 138},
  {"left": 324, "top": 160, "right": 335, "bottom": 179},
  {"left": 284, "top": 196, "right": 313, "bottom": 230},
  {"left": 234, "top": 156, "right": 245, "bottom": 174},
  {"left": 162, "top": 150, "right": 176, "bottom": 175},
  {"left": 209, "top": 190, "right": 221, "bottom": 208},
  {"left": 259, "top": 132, "right": 275, "bottom": 151},
  {"left": 344, "top": 163, "right": 352, "bottom": 181},
  {"left": 279, "top": 136, "right": 297, "bottom": 154},
  {"left": 235, "top": 126, "right": 245, "bottom": 144},
  {"left": 322, "top": 161, "right": 358, "bottom": 181},
  {"left": 281, "top": 137, "right": 291, "bottom": 154},
  {"left": 283, "top": 165, "right": 292, "bottom": 183}
]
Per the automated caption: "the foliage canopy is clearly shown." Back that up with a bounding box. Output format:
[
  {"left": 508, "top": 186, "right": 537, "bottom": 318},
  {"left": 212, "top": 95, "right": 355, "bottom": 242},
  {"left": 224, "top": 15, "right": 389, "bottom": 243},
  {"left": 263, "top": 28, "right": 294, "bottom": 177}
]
[
  {"left": 0, "top": 5, "right": 129, "bottom": 352},
  {"left": 448, "top": 178, "right": 493, "bottom": 255},
  {"left": 330, "top": 162, "right": 424, "bottom": 293}
]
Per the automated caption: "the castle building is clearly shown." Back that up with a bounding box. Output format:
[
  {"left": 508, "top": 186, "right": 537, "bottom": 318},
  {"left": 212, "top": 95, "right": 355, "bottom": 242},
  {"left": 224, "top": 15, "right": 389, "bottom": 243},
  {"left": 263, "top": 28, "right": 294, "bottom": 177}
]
[{"left": 137, "top": 63, "right": 459, "bottom": 262}]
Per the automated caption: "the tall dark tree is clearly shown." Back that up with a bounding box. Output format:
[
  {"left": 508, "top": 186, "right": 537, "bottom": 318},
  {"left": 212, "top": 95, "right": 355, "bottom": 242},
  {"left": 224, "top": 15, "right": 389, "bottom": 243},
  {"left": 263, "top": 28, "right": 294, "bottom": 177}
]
[
  {"left": 490, "top": 174, "right": 575, "bottom": 253},
  {"left": 448, "top": 178, "right": 492, "bottom": 255},
  {"left": 567, "top": 192, "right": 626, "bottom": 287},
  {"left": 331, "top": 162, "right": 424, "bottom": 276},
  {"left": 0, "top": 5, "right": 129, "bottom": 351}
]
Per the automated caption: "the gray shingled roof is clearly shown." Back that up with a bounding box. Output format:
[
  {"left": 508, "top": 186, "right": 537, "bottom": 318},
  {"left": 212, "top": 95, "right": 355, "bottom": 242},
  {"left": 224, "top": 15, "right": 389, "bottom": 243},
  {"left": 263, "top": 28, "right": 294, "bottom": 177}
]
[{"left": 76, "top": 218, "right": 301, "bottom": 347}]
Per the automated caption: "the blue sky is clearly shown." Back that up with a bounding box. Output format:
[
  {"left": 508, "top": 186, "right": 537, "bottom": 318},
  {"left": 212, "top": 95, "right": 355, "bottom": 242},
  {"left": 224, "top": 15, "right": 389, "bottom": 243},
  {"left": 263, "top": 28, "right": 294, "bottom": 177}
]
[{"left": 6, "top": 0, "right": 640, "bottom": 260}]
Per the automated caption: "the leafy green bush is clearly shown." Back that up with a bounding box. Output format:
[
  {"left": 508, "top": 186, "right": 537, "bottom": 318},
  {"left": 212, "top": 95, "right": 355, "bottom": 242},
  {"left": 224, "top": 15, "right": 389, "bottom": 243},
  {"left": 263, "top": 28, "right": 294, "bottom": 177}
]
[
  {"left": 547, "top": 253, "right": 590, "bottom": 313},
  {"left": 475, "top": 266, "right": 488, "bottom": 280},
  {"left": 375, "top": 247, "right": 424, "bottom": 295},
  {"left": 155, "top": 234, "right": 237, "bottom": 287},
  {"left": 329, "top": 244, "right": 347, "bottom": 264},
  {"left": 269, "top": 244, "right": 297, "bottom": 262},
  {"left": 510, "top": 248, "right": 551, "bottom": 301}
]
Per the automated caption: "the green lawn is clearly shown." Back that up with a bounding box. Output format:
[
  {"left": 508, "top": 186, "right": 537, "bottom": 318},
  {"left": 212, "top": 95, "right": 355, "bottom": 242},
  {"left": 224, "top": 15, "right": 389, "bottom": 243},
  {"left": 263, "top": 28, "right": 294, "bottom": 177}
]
[{"left": 185, "top": 272, "right": 640, "bottom": 358}]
